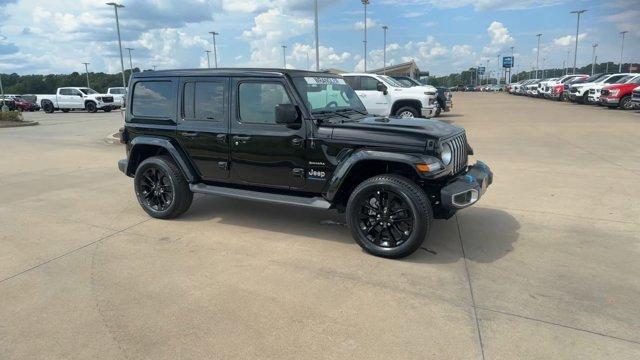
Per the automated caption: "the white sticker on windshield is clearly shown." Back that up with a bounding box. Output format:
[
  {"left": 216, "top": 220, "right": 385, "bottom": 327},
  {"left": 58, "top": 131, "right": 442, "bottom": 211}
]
[{"left": 304, "top": 77, "right": 347, "bottom": 85}]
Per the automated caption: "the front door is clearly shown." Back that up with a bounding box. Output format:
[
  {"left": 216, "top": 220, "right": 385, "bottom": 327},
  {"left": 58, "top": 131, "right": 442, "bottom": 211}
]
[
  {"left": 229, "top": 78, "right": 306, "bottom": 189},
  {"left": 355, "top": 76, "right": 390, "bottom": 116},
  {"left": 176, "top": 77, "right": 230, "bottom": 180}
]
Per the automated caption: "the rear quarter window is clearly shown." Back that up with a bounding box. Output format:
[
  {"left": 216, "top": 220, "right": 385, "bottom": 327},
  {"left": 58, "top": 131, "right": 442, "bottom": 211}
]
[{"left": 132, "top": 81, "right": 174, "bottom": 118}]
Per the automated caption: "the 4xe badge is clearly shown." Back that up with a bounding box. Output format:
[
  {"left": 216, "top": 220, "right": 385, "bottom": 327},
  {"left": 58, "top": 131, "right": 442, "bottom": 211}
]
[{"left": 308, "top": 169, "right": 326, "bottom": 180}]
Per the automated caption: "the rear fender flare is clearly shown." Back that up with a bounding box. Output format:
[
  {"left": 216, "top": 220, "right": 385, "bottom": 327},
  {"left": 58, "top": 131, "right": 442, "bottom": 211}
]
[{"left": 127, "top": 136, "right": 198, "bottom": 183}]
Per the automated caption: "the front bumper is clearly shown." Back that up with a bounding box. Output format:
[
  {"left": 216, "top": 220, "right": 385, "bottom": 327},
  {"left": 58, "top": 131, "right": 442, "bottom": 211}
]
[
  {"left": 440, "top": 161, "right": 493, "bottom": 210},
  {"left": 421, "top": 106, "right": 436, "bottom": 118}
]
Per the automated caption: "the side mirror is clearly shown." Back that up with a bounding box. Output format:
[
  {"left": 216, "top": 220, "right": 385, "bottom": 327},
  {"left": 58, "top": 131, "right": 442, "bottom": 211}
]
[
  {"left": 377, "top": 82, "right": 388, "bottom": 95},
  {"left": 275, "top": 103, "right": 301, "bottom": 127}
]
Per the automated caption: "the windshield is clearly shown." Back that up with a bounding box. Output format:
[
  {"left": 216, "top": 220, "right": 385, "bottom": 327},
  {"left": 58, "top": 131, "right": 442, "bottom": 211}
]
[
  {"left": 292, "top": 76, "right": 367, "bottom": 114},
  {"left": 79, "top": 88, "right": 98, "bottom": 95},
  {"left": 379, "top": 75, "right": 405, "bottom": 88},
  {"left": 395, "top": 78, "right": 414, "bottom": 87},
  {"left": 616, "top": 75, "right": 633, "bottom": 84}
]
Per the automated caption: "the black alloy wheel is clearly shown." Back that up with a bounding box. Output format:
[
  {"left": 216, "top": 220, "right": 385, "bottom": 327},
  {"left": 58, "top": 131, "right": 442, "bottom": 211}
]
[
  {"left": 138, "top": 166, "right": 174, "bottom": 212},
  {"left": 356, "top": 188, "right": 415, "bottom": 249},
  {"left": 42, "top": 101, "right": 54, "bottom": 113},
  {"left": 134, "top": 156, "right": 193, "bottom": 219},
  {"left": 346, "top": 174, "right": 432, "bottom": 258}
]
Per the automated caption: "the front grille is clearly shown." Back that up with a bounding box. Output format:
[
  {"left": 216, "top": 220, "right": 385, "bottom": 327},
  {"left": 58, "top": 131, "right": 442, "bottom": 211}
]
[
  {"left": 570, "top": 87, "right": 578, "bottom": 93},
  {"left": 446, "top": 132, "right": 469, "bottom": 174},
  {"left": 103, "top": 96, "right": 114, "bottom": 103},
  {"left": 589, "top": 89, "right": 595, "bottom": 94}
]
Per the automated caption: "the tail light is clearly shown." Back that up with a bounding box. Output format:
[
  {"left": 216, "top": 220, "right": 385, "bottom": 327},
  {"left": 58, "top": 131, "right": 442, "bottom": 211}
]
[{"left": 118, "top": 126, "right": 128, "bottom": 144}]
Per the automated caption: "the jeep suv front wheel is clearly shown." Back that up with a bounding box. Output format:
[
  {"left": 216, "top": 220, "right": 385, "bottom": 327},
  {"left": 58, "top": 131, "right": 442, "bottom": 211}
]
[
  {"left": 134, "top": 156, "right": 193, "bottom": 219},
  {"left": 346, "top": 174, "right": 433, "bottom": 258}
]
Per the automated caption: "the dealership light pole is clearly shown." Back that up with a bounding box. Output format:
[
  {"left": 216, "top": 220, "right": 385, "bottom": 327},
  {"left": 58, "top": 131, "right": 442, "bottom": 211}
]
[
  {"left": 570, "top": 9, "right": 586, "bottom": 74},
  {"left": 535, "top": 33, "right": 542, "bottom": 79},
  {"left": 361, "top": 0, "right": 369, "bottom": 72},
  {"left": 314, "top": 0, "right": 320, "bottom": 71},
  {"left": 106, "top": 2, "right": 127, "bottom": 89},
  {"left": 125, "top": 47, "right": 134, "bottom": 80},
  {"left": 618, "top": 30, "right": 628, "bottom": 72},
  {"left": 591, "top": 43, "right": 598, "bottom": 75},
  {"left": 382, "top": 25, "right": 388, "bottom": 74},
  {"left": 205, "top": 50, "right": 211, "bottom": 68},
  {"left": 81, "top": 62, "right": 91, "bottom": 88},
  {"left": 209, "top": 31, "right": 219, "bottom": 68},
  {"left": 281, "top": 45, "right": 287, "bottom": 68}
]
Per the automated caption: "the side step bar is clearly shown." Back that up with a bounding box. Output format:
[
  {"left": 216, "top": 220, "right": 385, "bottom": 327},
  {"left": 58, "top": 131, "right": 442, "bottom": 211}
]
[{"left": 190, "top": 183, "right": 332, "bottom": 210}]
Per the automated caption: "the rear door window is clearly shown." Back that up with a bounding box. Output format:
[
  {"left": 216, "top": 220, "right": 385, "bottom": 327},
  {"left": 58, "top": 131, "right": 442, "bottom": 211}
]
[{"left": 132, "top": 81, "right": 175, "bottom": 118}]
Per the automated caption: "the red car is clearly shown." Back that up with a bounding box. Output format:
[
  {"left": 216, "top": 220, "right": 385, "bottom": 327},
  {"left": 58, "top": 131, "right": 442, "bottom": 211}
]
[
  {"left": 11, "top": 95, "right": 40, "bottom": 111},
  {"left": 600, "top": 75, "right": 640, "bottom": 110}
]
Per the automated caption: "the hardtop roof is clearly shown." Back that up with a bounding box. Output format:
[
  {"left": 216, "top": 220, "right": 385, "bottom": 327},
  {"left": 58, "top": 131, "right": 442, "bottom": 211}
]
[{"left": 132, "top": 68, "right": 341, "bottom": 79}]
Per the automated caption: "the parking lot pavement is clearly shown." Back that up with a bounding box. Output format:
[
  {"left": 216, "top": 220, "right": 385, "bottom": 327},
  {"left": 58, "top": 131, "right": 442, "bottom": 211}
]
[{"left": 0, "top": 97, "right": 638, "bottom": 359}]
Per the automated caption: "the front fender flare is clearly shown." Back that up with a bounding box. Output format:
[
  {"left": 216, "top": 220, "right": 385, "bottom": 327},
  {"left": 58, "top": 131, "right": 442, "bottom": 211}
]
[
  {"left": 323, "top": 149, "right": 441, "bottom": 201},
  {"left": 127, "top": 136, "right": 198, "bottom": 183}
]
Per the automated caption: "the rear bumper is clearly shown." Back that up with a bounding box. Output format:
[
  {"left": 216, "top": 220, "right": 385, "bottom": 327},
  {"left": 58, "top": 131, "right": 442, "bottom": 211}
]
[
  {"left": 440, "top": 161, "right": 493, "bottom": 210},
  {"left": 118, "top": 159, "right": 129, "bottom": 175}
]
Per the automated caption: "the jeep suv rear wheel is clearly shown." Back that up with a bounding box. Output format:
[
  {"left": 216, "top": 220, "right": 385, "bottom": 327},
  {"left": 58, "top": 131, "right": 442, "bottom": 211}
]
[
  {"left": 134, "top": 156, "right": 193, "bottom": 219},
  {"left": 346, "top": 174, "right": 433, "bottom": 258}
]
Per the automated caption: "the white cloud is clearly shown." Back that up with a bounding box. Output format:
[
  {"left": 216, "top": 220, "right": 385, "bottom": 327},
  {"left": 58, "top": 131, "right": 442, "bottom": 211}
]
[
  {"left": 382, "top": 0, "right": 568, "bottom": 11},
  {"left": 289, "top": 43, "right": 351, "bottom": 69},
  {"left": 553, "top": 33, "right": 587, "bottom": 47},
  {"left": 483, "top": 21, "right": 513, "bottom": 54},
  {"left": 242, "top": 8, "right": 313, "bottom": 67},
  {"left": 354, "top": 18, "right": 377, "bottom": 30}
]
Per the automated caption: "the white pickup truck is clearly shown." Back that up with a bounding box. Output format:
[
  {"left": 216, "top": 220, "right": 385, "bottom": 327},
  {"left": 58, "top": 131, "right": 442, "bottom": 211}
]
[
  {"left": 107, "top": 87, "right": 127, "bottom": 108},
  {"left": 37, "top": 87, "right": 119, "bottom": 113},
  {"left": 342, "top": 73, "right": 437, "bottom": 118}
]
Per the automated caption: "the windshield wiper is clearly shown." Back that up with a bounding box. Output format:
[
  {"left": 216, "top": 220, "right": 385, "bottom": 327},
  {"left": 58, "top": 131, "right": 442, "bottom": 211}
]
[
  {"left": 336, "top": 108, "right": 367, "bottom": 116},
  {"left": 312, "top": 110, "right": 350, "bottom": 119}
]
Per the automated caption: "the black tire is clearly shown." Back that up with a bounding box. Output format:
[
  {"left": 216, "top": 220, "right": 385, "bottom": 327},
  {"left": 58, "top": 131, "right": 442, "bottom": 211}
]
[
  {"left": 619, "top": 96, "right": 633, "bottom": 110},
  {"left": 42, "top": 100, "right": 54, "bottom": 113},
  {"left": 346, "top": 174, "right": 433, "bottom": 259},
  {"left": 134, "top": 155, "right": 193, "bottom": 219},
  {"left": 434, "top": 103, "right": 442, "bottom": 117},
  {"left": 394, "top": 106, "right": 420, "bottom": 118},
  {"left": 85, "top": 101, "right": 97, "bottom": 113},
  {"left": 61, "top": 109, "right": 70, "bottom": 113}
]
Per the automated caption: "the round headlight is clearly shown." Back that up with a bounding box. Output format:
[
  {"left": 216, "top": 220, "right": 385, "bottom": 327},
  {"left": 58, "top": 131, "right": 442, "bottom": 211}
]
[{"left": 441, "top": 143, "right": 452, "bottom": 165}]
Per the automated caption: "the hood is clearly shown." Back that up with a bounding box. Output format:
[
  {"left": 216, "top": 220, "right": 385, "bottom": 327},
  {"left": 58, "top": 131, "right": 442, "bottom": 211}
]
[
  {"left": 391, "top": 86, "right": 434, "bottom": 96},
  {"left": 327, "top": 116, "right": 463, "bottom": 149}
]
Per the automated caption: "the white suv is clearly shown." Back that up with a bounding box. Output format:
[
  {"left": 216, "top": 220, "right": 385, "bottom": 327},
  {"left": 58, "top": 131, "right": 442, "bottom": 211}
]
[
  {"left": 569, "top": 73, "right": 632, "bottom": 104},
  {"left": 107, "top": 87, "right": 127, "bottom": 108},
  {"left": 342, "top": 73, "right": 437, "bottom": 118}
]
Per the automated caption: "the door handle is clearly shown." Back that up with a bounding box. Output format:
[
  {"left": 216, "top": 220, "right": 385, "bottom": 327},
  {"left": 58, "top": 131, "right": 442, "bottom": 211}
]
[
  {"left": 291, "top": 137, "right": 304, "bottom": 147},
  {"left": 216, "top": 134, "right": 227, "bottom": 144},
  {"left": 232, "top": 135, "right": 252, "bottom": 145},
  {"left": 181, "top": 131, "right": 199, "bottom": 138}
]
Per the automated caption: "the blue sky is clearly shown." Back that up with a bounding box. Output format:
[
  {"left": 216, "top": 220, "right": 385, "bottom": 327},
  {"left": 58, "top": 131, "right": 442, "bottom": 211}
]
[{"left": 0, "top": 0, "right": 637, "bottom": 76}]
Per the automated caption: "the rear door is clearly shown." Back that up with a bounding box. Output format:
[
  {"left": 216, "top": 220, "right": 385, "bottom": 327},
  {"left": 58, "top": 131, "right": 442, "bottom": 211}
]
[
  {"left": 229, "top": 77, "right": 306, "bottom": 189},
  {"left": 176, "top": 77, "right": 230, "bottom": 180}
]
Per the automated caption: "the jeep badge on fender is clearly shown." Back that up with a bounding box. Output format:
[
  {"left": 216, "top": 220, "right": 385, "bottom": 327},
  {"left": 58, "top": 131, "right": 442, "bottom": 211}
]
[{"left": 117, "top": 68, "right": 493, "bottom": 259}]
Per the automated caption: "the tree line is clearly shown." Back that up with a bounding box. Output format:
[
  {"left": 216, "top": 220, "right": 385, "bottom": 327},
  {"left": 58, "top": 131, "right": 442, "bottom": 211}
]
[{"left": 1, "top": 69, "right": 141, "bottom": 94}]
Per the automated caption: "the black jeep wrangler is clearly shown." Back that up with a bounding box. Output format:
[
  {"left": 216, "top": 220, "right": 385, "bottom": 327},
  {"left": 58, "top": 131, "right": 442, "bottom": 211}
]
[{"left": 118, "top": 69, "right": 492, "bottom": 258}]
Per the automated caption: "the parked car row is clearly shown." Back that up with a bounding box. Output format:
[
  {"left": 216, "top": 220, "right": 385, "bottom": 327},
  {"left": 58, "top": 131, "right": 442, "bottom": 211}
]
[
  {"left": 0, "top": 95, "right": 41, "bottom": 111},
  {"left": 507, "top": 73, "right": 640, "bottom": 110}
]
